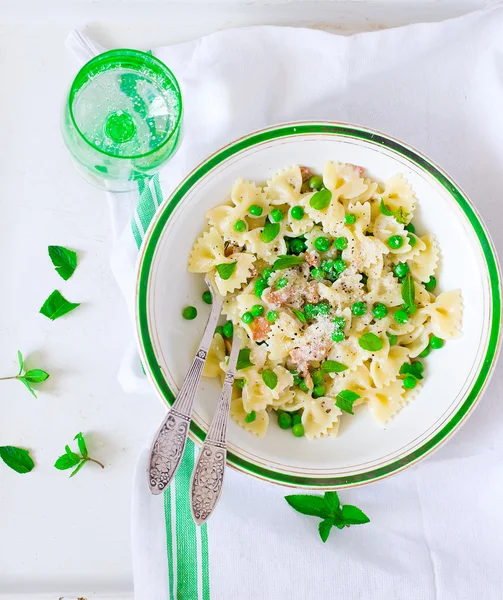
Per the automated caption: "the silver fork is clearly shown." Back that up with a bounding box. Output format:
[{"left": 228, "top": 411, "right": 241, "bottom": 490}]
[
  {"left": 190, "top": 335, "right": 241, "bottom": 524},
  {"left": 148, "top": 275, "right": 224, "bottom": 495}
]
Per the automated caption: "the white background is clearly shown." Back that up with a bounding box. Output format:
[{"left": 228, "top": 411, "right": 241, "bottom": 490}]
[{"left": 0, "top": 0, "right": 489, "bottom": 597}]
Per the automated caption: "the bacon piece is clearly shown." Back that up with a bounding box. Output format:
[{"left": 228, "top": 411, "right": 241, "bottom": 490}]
[
  {"left": 224, "top": 338, "right": 232, "bottom": 354},
  {"left": 304, "top": 282, "right": 320, "bottom": 304},
  {"left": 262, "top": 285, "right": 292, "bottom": 308},
  {"left": 251, "top": 316, "right": 270, "bottom": 342},
  {"left": 348, "top": 163, "right": 365, "bottom": 177},
  {"left": 300, "top": 166, "right": 312, "bottom": 182},
  {"left": 305, "top": 251, "right": 320, "bottom": 268},
  {"left": 290, "top": 340, "right": 331, "bottom": 365}
]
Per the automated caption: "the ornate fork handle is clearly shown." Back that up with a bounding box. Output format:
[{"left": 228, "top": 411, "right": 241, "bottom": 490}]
[
  {"left": 190, "top": 337, "right": 241, "bottom": 524},
  {"left": 148, "top": 292, "right": 224, "bottom": 495}
]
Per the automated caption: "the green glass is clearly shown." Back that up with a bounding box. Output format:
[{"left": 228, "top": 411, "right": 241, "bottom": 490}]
[{"left": 62, "top": 49, "right": 183, "bottom": 191}]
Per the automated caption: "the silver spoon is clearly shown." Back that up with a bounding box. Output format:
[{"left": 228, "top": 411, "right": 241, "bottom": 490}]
[
  {"left": 148, "top": 275, "right": 224, "bottom": 495},
  {"left": 190, "top": 334, "right": 241, "bottom": 524}
]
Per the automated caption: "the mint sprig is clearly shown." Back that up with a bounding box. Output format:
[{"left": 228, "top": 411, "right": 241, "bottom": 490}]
[
  {"left": 40, "top": 290, "right": 80, "bottom": 320},
  {"left": 54, "top": 432, "right": 104, "bottom": 477},
  {"left": 285, "top": 491, "right": 370, "bottom": 542},
  {"left": 0, "top": 350, "right": 49, "bottom": 398}
]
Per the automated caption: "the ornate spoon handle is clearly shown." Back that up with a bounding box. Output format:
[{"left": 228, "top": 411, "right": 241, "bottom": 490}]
[
  {"left": 190, "top": 336, "right": 241, "bottom": 524},
  {"left": 148, "top": 287, "right": 224, "bottom": 495}
]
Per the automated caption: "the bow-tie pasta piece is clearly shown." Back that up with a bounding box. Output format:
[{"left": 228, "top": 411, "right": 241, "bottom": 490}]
[
  {"left": 408, "top": 234, "right": 440, "bottom": 282},
  {"left": 188, "top": 227, "right": 227, "bottom": 272},
  {"left": 203, "top": 333, "right": 226, "bottom": 378},
  {"left": 230, "top": 396, "right": 269, "bottom": 437},
  {"left": 423, "top": 290, "right": 463, "bottom": 339},
  {"left": 264, "top": 165, "right": 303, "bottom": 205}
]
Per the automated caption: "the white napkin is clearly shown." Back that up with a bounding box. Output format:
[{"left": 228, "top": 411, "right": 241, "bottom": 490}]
[{"left": 70, "top": 4, "right": 503, "bottom": 598}]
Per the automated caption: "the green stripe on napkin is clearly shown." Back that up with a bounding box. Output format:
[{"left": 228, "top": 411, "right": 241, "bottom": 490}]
[{"left": 133, "top": 174, "right": 210, "bottom": 599}]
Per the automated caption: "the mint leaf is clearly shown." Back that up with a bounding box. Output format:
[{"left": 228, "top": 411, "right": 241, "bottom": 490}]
[
  {"left": 333, "top": 514, "right": 347, "bottom": 529},
  {"left": 324, "top": 491, "right": 340, "bottom": 514},
  {"left": 236, "top": 348, "right": 254, "bottom": 370},
  {"left": 54, "top": 453, "right": 81, "bottom": 470},
  {"left": 399, "top": 362, "right": 423, "bottom": 380},
  {"left": 292, "top": 308, "right": 307, "bottom": 323},
  {"left": 65, "top": 444, "right": 81, "bottom": 463},
  {"left": 341, "top": 504, "right": 370, "bottom": 525},
  {"left": 215, "top": 262, "right": 236, "bottom": 281},
  {"left": 40, "top": 290, "right": 80, "bottom": 320},
  {"left": 23, "top": 369, "right": 49, "bottom": 383},
  {"left": 0, "top": 446, "right": 35, "bottom": 474},
  {"left": 335, "top": 390, "right": 361, "bottom": 415},
  {"left": 318, "top": 518, "right": 334, "bottom": 543},
  {"left": 70, "top": 460, "right": 86, "bottom": 478},
  {"left": 48, "top": 245, "right": 77, "bottom": 280},
  {"left": 320, "top": 360, "right": 348, "bottom": 374},
  {"left": 401, "top": 274, "right": 415, "bottom": 309},
  {"left": 17, "top": 350, "right": 24, "bottom": 376},
  {"left": 18, "top": 377, "right": 37, "bottom": 398},
  {"left": 285, "top": 495, "right": 331, "bottom": 518},
  {"left": 379, "top": 199, "right": 396, "bottom": 217},
  {"left": 272, "top": 255, "right": 305, "bottom": 270},
  {"left": 309, "top": 189, "right": 332, "bottom": 211},
  {"left": 261, "top": 369, "right": 278, "bottom": 390},
  {"left": 74, "top": 432, "right": 88, "bottom": 458},
  {"left": 261, "top": 221, "right": 280, "bottom": 243},
  {"left": 358, "top": 333, "right": 383, "bottom": 352}
]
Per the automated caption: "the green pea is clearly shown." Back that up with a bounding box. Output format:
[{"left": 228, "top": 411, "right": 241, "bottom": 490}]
[
  {"left": 290, "top": 370, "right": 302, "bottom": 386},
  {"left": 292, "top": 423, "right": 305, "bottom": 437},
  {"left": 351, "top": 301, "right": 367, "bottom": 316},
  {"left": 312, "top": 370, "right": 324, "bottom": 386},
  {"left": 408, "top": 233, "right": 417, "bottom": 247},
  {"left": 276, "top": 277, "right": 288, "bottom": 289},
  {"left": 287, "top": 237, "right": 307, "bottom": 255},
  {"left": 251, "top": 304, "right": 264, "bottom": 317},
  {"left": 311, "top": 267, "right": 326, "bottom": 280},
  {"left": 312, "top": 385, "right": 326, "bottom": 398},
  {"left": 291, "top": 206, "right": 305, "bottom": 220},
  {"left": 202, "top": 290, "right": 213, "bottom": 304},
  {"left": 215, "top": 325, "right": 224, "bottom": 336},
  {"left": 292, "top": 413, "right": 302, "bottom": 426},
  {"left": 299, "top": 380, "right": 309, "bottom": 392},
  {"left": 242, "top": 312, "right": 254, "bottom": 324},
  {"left": 267, "top": 310, "right": 278, "bottom": 323},
  {"left": 249, "top": 204, "right": 263, "bottom": 216},
  {"left": 345, "top": 213, "right": 357, "bottom": 225},
  {"left": 333, "top": 316, "right": 346, "bottom": 329},
  {"left": 403, "top": 376, "right": 417, "bottom": 390},
  {"left": 308, "top": 175, "right": 324, "bottom": 190},
  {"left": 234, "top": 219, "right": 247, "bottom": 232},
  {"left": 303, "top": 303, "right": 318, "bottom": 320},
  {"left": 314, "top": 236, "right": 330, "bottom": 252},
  {"left": 418, "top": 346, "right": 430, "bottom": 358},
  {"left": 244, "top": 411, "right": 256, "bottom": 423},
  {"left": 430, "top": 335, "right": 444, "bottom": 349},
  {"left": 332, "top": 330, "right": 345, "bottom": 342},
  {"left": 235, "top": 378, "right": 246, "bottom": 389},
  {"left": 373, "top": 303, "right": 388, "bottom": 320},
  {"left": 223, "top": 321, "right": 234, "bottom": 338},
  {"left": 270, "top": 208, "right": 284, "bottom": 223},
  {"left": 254, "top": 277, "right": 269, "bottom": 298},
  {"left": 321, "top": 259, "right": 336, "bottom": 272},
  {"left": 386, "top": 332, "right": 398, "bottom": 345},
  {"left": 317, "top": 302, "right": 330, "bottom": 315},
  {"left": 405, "top": 223, "right": 415, "bottom": 233},
  {"left": 278, "top": 412, "right": 292, "bottom": 429},
  {"left": 424, "top": 276, "right": 437, "bottom": 292},
  {"left": 262, "top": 268, "right": 273, "bottom": 280},
  {"left": 393, "top": 263, "right": 409, "bottom": 278},
  {"left": 387, "top": 235, "right": 404, "bottom": 249},
  {"left": 334, "top": 236, "right": 348, "bottom": 250},
  {"left": 182, "top": 306, "right": 197, "bottom": 320},
  {"left": 394, "top": 309, "right": 409, "bottom": 324},
  {"left": 334, "top": 258, "right": 346, "bottom": 273}
]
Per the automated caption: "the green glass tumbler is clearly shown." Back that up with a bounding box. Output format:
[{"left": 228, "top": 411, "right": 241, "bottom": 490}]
[{"left": 62, "top": 49, "right": 183, "bottom": 192}]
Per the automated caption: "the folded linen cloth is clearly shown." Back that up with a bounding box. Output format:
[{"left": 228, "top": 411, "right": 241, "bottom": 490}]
[{"left": 69, "top": 4, "right": 503, "bottom": 598}]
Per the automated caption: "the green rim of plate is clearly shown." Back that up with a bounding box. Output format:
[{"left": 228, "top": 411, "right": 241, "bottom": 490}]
[{"left": 136, "top": 122, "right": 502, "bottom": 488}]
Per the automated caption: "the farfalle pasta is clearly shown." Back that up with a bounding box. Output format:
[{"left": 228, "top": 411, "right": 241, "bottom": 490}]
[{"left": 188, "top": 162, "right": 463, "bottom": 438}]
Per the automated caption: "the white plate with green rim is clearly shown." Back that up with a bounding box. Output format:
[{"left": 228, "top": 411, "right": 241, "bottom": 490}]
[{"left": 135, "top": 121, "right": 502, "bottom": 489}]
